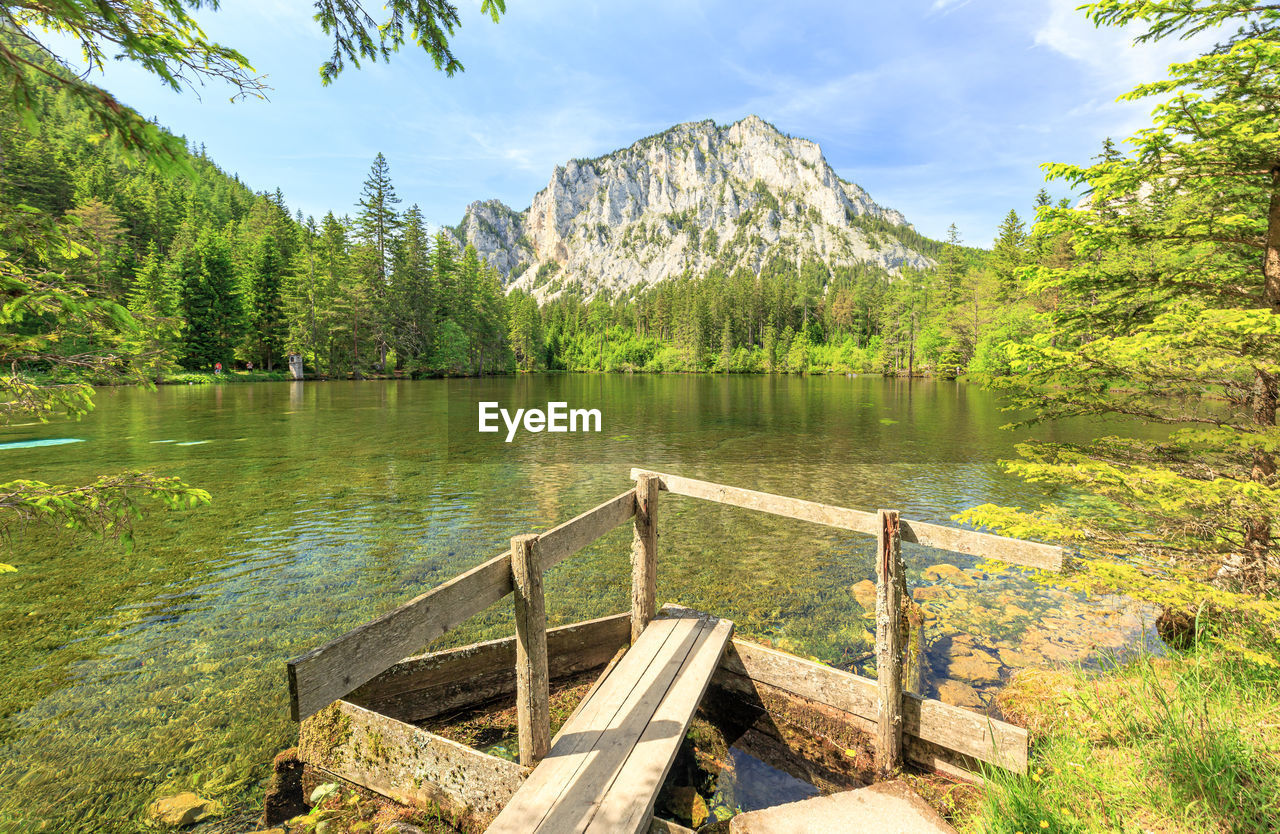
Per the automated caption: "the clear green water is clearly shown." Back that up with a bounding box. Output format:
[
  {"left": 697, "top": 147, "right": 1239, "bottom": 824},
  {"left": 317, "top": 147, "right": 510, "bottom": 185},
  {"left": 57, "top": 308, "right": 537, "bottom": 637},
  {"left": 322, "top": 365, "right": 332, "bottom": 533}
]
[{"left": 0, "top": 376, "right": 1158, "bottom": 832}]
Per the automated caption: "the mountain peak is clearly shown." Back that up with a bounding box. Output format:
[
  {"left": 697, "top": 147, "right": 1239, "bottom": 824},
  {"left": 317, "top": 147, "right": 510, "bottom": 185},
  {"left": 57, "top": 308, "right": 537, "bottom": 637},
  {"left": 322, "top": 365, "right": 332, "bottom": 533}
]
[{"left": 452, "top": 116, "right": 933, "bottom": 298}]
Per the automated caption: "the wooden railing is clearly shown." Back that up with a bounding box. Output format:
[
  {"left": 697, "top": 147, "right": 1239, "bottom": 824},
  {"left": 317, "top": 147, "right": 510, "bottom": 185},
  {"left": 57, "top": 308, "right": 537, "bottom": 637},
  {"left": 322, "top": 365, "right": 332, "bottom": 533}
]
[
  {"left": 287, "top": 469, "right": 1063, "bottom": 773},
  {"left": 627, "top": 469, "right": 1063, "bottom": 772},
  {"left": 287, "top": 489, "right": 637, "bottom": 724}
]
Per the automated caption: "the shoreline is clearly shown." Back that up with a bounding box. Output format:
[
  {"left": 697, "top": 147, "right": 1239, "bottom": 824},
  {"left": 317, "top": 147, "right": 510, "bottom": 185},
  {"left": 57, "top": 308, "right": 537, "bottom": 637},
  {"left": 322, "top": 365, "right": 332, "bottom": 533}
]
[{"left": 79, "top": 368, "right": 964, "bottom": 387}]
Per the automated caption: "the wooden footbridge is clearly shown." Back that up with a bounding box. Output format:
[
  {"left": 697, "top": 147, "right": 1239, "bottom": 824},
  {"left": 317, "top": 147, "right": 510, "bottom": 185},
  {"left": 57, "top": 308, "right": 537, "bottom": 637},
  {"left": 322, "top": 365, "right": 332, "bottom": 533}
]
[{"left": 285, "top": 470, "right": 1063, "bottom": 833}]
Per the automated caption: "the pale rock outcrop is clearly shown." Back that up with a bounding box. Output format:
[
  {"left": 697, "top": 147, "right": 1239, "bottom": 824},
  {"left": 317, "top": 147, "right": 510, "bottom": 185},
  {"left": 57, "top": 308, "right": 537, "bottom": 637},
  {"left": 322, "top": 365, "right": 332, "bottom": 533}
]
[{"left": 447, "top": 116, "right": 934, "bottom": 300}]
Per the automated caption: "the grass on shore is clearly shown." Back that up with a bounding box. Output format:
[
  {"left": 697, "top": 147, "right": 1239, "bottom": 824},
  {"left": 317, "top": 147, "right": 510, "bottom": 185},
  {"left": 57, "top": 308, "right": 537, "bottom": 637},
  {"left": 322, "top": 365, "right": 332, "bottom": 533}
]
[
  {"left": 963, "top": 640, "right": 1280, "bottom": 834},
  {"left": 160, "top": 370, "right": 293, "bottom": 384}
]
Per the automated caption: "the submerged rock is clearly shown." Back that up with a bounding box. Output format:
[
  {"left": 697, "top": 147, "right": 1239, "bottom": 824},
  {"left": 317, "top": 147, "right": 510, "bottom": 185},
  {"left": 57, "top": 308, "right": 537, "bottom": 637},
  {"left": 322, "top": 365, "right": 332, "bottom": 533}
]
[
  {"left": 923, "top": 564, "right": 974, "bottom": 586},
  {"left": 912, "top": 585, "right": 951, "bottom": 603},
  {"left": 943, "top": 644, "right": 1003, "bottom": 684},
  {"left": 146, "top": 792, "right": 220, "bottom": 827},
  {"left": 850, "top": 579, "right": 877, "bottom": 609},
  {"left": 935, "top": 680, "right": 983, "bottom": 708},
  {"left": 995, "top": 646, "right": 1040, "bottom": 669}
]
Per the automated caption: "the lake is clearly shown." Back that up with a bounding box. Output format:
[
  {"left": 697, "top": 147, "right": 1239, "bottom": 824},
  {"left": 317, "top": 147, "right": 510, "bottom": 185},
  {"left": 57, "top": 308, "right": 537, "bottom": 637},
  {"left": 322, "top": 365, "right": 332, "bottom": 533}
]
[{"left": 0, "top": 376, "right": 1160, "bottom": 832}]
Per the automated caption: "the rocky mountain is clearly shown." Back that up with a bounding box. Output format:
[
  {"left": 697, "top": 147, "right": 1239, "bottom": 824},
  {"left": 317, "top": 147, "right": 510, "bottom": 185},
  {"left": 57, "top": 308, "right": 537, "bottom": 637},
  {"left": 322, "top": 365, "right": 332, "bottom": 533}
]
[{"left": 447, "top": 116, "right": 936, "bottom": 298}]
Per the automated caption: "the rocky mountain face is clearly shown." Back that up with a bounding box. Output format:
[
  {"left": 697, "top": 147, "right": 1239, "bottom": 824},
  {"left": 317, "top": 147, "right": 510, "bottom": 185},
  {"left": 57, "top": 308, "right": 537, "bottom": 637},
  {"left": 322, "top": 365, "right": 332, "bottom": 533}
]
[{"left": 447, "top": 116, "right": 934, "bottom": 298}]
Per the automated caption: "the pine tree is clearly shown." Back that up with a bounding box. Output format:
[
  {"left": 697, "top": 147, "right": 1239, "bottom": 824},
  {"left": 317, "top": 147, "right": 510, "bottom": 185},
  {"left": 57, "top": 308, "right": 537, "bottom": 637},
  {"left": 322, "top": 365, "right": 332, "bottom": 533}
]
[
  {"left": 248, "top": 232, "right": 286, "bottom": 369},
  {"left": 762, "top": 319, "right": 778, "bottom": 372},
  {"left": 285, "top": 216, "right": 323, "bottom": 374},
  {"left": 456, "top": 244, "right": 482, "bottom": 369},
  {"left": 990, "top": 210, "right": 1027, "bottom": 301},
  {"left": 431, "top": 231, "right": 458, "bottom": 322},
  {"left": 937, "top": 223, "right": 964, "bottom": 307},
  {"left": 389, "top": 204, "right": 434, "bottom": 368},
  {"left": 356, "top": 153, "right": 402, "bottom": 282},
  {"left": 509, "top": 292, "right": 542, "bottom": 371},
  {"left": 124, "top": 241, "right": 182, "bottom": 380},
  {"left": 127, "top": 241, "right": 178, "bottom": 318},
  {"left": 355, "top": 153, "right": 401, "bottom": 369},
  {"left": 178, "top": 230, "right": 243, "bottom": 370},
  {"left": 964, "top": 1, "right": 1280, "bottom": 607}
]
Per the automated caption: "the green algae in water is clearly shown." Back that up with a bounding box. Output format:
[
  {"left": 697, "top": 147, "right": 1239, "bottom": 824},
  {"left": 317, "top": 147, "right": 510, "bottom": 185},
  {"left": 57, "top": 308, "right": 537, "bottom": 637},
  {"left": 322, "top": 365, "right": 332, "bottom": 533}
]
[{"left": 0, "top": 377, "right": 1165, "bottom": 832}]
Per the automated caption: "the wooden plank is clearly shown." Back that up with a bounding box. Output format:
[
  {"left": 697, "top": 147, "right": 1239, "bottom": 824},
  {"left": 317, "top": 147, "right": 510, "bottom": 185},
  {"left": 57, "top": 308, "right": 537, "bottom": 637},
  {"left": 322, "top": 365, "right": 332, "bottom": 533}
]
[
  {"left": 631, "top": 474, "right": 659, "bottom": 643},
  {"left": 489, "top": 608, "right": 733, "bottom": 834},
  {"left": 876, "top": 509, "right": 904, "bottom": 772},
  {"left": 904, "top": 696, "right": 1026, "bottom": 773},
  {"left": 714, "top": 640, "right": 878, "bottom": 719},
  {"left": 298, "top": 700, "right": 527, "bottom": 830},
  {"left": 513, "top": 534, "right": 550, "bottom": 765},
  {"left": 347, "top": 613, "right": 630, "bottom": 722},
  {"left": 562, "top": 644, "right": 628, "bottom": 729},
  {"left": 629, "top": 469, "right": 1063, "bottom": 571},
  {"left": 532, "top": 616, "right": 709, "bottom": 833},
  {"left": 288, "top": 550, "right": 514, "bottom": 721},
  {"left": 899, "top": 522, "right": 1064, "bottom": 572},
  {"left": 714, "top": 639, "right": 1027, "bottom": 773},
  {"left": 631, "top": 468, "right": 879, "bottom": 534},
  {"left": 486, "top": 615, "right": 686, "bottom": 833},
  {"left": 539, "top": 489, "right": 637, "bottom": 571},
  {"left": 589, "top": 617, "right": 734, "bottom": 834}
]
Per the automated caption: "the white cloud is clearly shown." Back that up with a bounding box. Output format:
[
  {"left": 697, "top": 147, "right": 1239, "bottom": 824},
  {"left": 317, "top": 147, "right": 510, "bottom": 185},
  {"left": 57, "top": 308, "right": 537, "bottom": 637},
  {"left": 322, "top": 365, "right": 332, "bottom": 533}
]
[
  {"left": 721, "top": 61, "right": 892, "bottom": 133},
  {"left": 1033, "top": 0, "right": 1224, "bottom": 90},
  {"left": 930, "top": 0, "right": 973, "bottom": 14}
]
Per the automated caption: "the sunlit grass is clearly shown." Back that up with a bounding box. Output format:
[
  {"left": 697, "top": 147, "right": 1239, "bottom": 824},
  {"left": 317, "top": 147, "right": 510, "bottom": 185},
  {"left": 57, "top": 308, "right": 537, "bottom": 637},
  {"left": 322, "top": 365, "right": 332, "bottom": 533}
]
[{"left": 964, "top": 637, "right": 1280, "bottom": 833}]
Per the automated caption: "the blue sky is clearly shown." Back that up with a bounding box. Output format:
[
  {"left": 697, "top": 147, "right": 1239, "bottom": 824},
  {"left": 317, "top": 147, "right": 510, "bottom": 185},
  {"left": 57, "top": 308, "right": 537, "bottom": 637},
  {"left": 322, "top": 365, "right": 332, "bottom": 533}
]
[{"left": 63, "top": 0, "right": 1218, "bottom": 244}]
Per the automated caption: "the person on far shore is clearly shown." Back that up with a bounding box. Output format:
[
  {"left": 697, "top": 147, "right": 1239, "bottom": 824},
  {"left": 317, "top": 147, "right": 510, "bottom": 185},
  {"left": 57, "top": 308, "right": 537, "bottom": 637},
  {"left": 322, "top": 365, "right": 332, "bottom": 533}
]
[{"left": 214, "top": 362, "right": 222, "bottom": 375}]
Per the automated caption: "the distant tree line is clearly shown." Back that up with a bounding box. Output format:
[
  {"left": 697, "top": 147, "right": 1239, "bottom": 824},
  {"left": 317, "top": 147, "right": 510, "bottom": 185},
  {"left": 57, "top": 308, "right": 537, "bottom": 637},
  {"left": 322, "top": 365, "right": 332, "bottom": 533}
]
[
  {"left": 508, "top": 205, "right": 1061, "bottom": 378},
  {"left": 3, "top": 79, "right": 514, "bottom": 382}
]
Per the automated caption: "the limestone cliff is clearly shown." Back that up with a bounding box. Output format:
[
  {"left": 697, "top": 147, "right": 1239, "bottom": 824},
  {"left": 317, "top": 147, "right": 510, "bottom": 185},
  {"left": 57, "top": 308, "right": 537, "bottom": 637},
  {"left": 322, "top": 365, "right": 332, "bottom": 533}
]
[{"left": 448, "top": 116, "right": 934, "bottom": 298}]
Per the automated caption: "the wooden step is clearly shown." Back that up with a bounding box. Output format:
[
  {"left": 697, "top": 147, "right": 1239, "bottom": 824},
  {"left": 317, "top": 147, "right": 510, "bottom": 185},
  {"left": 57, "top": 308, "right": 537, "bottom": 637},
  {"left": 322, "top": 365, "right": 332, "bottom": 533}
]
[{"left": 486, "top": 606, "right": 733, "bottom": 834}]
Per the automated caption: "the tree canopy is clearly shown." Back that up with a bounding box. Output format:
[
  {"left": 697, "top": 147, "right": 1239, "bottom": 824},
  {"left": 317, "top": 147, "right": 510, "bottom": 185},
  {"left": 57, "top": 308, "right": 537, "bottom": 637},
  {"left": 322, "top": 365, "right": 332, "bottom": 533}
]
[{"left": 959, "top": 0, "right": 1280, "bottom": 652}]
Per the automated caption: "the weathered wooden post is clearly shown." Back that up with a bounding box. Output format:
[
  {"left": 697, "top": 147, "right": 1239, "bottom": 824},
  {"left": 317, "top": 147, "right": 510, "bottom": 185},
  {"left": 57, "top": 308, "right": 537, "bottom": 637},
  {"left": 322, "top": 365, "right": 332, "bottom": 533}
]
[
  {"left": 875, "top": 509, "right": 904, "bottom": 772},
  {"left": 631, "top": 474, "right": 659, "bottom": 643},
  {"left": 511, "top": 534, "right": 549, "bottom": 765}
]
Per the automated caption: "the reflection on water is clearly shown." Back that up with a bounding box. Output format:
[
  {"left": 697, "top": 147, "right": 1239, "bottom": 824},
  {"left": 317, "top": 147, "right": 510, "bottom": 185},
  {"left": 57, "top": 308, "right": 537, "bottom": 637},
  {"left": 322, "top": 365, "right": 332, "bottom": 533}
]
[{"left": 0, "top": 377, "right": 1162, "bottom": 832}]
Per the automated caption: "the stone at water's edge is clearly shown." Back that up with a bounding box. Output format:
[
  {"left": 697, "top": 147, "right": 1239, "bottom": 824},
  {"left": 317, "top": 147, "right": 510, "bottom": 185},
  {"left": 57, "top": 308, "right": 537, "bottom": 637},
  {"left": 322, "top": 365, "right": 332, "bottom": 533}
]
[
  {"left": 729, "top": 781, "right": 956, "bottom": 833},
  {"left": 146, "top": 792, "right": 221, "bottom": 827},
  {"left": 664, "top": 785, "right": 710, "bottom": 828}
]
